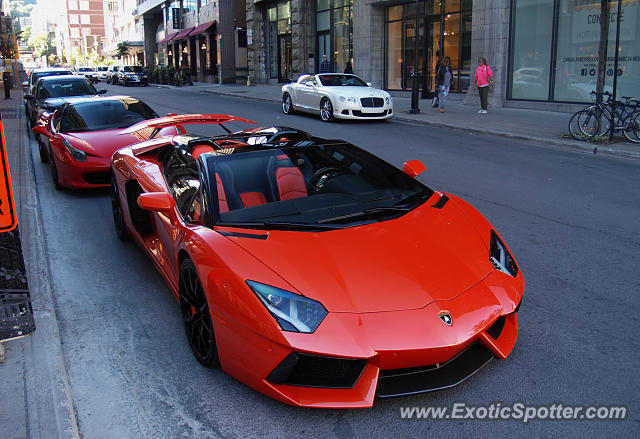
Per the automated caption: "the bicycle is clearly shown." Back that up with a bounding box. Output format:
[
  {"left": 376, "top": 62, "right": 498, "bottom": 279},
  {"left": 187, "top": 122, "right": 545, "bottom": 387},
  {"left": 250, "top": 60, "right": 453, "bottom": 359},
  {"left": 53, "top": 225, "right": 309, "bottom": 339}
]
[{"left": 568, "top": 91, "right": 640, "bottom": 143}]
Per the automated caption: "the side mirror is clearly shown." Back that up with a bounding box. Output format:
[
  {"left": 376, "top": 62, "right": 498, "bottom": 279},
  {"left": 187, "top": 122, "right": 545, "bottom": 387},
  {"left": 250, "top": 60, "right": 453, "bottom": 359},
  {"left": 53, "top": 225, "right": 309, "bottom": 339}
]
[
  {"left": 32, "top": 125, "right": 51, "bottom": 138},
  {"left": 366, "top": 82, "right": 372, "bottom": 87},
  {"left": 137, "top": 192, "right": 175, "bottom": 213},
  {"left": 97, "top": 89, "right": 107, "bottom": 95},
  {"left": 22, "top": 81, "right": 28, "bottom": 87},
  {"left": 402, "top": 160, "right": 426, "bottom": 178},
  {"left": 24, "top": 94, "right": 35, "bottom": 101}
]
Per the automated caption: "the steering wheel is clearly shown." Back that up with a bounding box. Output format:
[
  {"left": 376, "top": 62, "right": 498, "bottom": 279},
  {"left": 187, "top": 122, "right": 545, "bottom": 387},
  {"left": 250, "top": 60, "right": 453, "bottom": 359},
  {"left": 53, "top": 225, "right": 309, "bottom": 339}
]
[{"left": 309, "top": 167, "right": 342, "bottom": 190}]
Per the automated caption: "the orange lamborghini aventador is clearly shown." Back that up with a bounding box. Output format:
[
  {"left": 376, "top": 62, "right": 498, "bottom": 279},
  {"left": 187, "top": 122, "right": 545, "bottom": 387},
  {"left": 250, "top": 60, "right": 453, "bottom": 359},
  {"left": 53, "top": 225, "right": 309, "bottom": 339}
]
[{"left": 110, "top": 114, "right": 524, "bottom": 408}]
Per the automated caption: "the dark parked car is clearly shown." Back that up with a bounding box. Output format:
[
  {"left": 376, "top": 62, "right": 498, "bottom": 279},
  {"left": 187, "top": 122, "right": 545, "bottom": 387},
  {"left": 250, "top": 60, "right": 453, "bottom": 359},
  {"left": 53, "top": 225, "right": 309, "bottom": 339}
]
[
  {"left": 22, "top": 67, "right": 74, "bottom": 94},
  {"left": 77, "top": 66, "right": 99, "bottom": 83},
  {"left": 25, "top": 75, "right": 106, "bottom": 127},
  {"left": 106, "top": 65, "right": 120, "bottom": 84},
  {"left": 116, "top": 65, "right": 148, "bottom": 86}
]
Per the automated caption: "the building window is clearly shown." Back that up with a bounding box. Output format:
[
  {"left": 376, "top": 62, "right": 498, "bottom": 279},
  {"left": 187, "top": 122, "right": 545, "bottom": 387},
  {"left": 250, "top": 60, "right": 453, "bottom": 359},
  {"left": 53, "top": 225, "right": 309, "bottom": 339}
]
[
  {"left": 316, "top": 0, "right": 353, "bottom": 74},
  {"left": 68, "top": 0, "right": 78, "bottom": 10},
  {"left": 70, "top": 28, "right": 80, "bottom": 38},
  {"left": 69, "top": 15, "right": 79, "bottom": 24},
  {"left": 79, "top": 1, "right": 89, "bottom": 10},
  {"left": 107, "top": 1, "right": 118, "bottom": 11},
  {"left": 267, "top": 1, "right": 291, "bottom": 81},
  {"left": 184, "top": 0, "right": 196, "bottom": 13},
  {"left": 80, "top": 14, "right": 90, "bottom": 25}
]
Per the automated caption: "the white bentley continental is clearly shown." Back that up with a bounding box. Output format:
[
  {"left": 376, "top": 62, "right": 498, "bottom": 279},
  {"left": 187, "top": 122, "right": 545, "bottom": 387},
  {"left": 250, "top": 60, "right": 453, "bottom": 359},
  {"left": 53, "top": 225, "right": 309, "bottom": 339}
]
[{"left": 281, "top": 74, "right": 393, "bottom": 122}]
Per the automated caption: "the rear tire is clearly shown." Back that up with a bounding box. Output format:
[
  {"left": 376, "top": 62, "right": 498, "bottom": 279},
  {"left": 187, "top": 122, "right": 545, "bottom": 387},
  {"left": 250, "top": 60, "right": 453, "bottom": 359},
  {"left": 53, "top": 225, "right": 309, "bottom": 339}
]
[{"left": 179, "top": 259, "right": 220, "bottom": 368}]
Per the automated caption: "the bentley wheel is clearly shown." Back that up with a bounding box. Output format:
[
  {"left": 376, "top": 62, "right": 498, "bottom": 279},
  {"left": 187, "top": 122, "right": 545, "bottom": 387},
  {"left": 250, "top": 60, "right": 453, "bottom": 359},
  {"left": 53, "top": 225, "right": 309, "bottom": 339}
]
[
  {"left": 320, "top": 98, "right": 334, "bottom": 122},
  {"left": 180, "top": 259, "right": 219, "bottom": 368},
  {"left": 282, "top": 93, "right": 295, "bottom": 114},
  {"left": 111, "top": 175, "right": 129, "bottom": 241}
]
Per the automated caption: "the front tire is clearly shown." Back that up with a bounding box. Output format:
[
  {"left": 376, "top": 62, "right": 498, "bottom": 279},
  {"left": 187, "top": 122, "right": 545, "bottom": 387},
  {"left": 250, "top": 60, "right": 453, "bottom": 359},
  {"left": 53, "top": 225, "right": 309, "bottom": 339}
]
[
  {"left": 111, "top": 175, "right": 129, "bottom": 241},
  {"left": 179, "top": 259, "right": 219, "bottom": 368},
  {"left": 282, "top": 93, "right": 295, "bottom": 114},
  {"left": 50, "top": 156, "right": 62, "bottom": 190},
  {"left": 320, "top": 98, "right": 334, "bottom": 122},
  {"left": 38, "top": 141, "right": 49, "bottom": 163}
]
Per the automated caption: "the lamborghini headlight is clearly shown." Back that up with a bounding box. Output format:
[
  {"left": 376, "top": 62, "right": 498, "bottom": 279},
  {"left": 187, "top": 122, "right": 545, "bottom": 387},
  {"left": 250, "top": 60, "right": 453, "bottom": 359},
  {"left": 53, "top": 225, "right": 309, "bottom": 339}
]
[
  {"left": 490, "top": 230, "right": 518, "bottom": 277},
  {"left": 247, "top": 281, "right": 327, "bottom": 333},
  {"left": 61, "top": 137, "right": 86, "bottom": 162}
]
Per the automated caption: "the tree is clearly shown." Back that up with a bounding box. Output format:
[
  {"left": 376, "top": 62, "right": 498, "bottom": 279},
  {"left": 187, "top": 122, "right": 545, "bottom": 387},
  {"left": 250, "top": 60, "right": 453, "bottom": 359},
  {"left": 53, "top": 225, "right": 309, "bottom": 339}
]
[
  {"left": 27, "top": 32, "right": 55, "bottom": 59},
  {"left": 116, "top": 42, "right": 130, "bottom": 59}
]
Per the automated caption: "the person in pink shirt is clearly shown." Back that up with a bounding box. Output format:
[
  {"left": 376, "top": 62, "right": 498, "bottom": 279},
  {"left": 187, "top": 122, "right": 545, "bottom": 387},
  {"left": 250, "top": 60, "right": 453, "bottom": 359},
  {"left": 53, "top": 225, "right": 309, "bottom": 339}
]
[{"left": 473, "top": 57, "right": 494, "bottom": 114}]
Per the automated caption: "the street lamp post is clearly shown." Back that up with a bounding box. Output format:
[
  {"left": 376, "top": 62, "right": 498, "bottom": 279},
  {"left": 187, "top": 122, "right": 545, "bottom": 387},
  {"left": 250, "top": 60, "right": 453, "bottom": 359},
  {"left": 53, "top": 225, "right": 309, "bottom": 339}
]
[{"left": 409, "top": 0, "right": 420, "bottom": 114}]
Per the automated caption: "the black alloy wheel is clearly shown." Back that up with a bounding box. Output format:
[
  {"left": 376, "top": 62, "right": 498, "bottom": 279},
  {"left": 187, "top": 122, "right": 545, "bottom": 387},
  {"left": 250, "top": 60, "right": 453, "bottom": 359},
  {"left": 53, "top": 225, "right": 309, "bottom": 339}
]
[
  {"left": 50, "top": 156, "right": 62, "bottom": 190},
  {"left": 179, "top": 259, "right": 220, "bottom": 368},
  {"left": 38, "top": 140, "right": 49, "bottom": 163},
  {"left": 111, "top": 175, "right": 129, "bottom": 241}
]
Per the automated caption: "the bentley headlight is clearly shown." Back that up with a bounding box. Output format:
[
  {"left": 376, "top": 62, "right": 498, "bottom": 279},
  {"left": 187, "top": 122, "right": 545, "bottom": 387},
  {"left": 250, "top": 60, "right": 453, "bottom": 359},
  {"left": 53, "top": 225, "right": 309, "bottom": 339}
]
[
  {"left": 490, "top": 230, "right": 518, "bottom": 277},
  {"left": 338, "top": 96, "right": 346, "bottom": 102},
  {"left": 347, "top": 97, "right": 357, "bottom": 104},
  {"left": 385, "top": 96, "right": 391, "bottom": 105},
  {"left": 61, "top": 137, "right": 86, "bottom": 162},
  {"left": 247, "top": 281, "right": 327, "bottom": 333}
]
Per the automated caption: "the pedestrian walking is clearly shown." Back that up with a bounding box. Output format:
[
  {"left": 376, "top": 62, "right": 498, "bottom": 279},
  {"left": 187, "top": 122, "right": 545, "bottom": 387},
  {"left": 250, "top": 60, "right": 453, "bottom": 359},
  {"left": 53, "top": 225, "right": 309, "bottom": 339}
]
[
  {"left": 473, "top": 56, "right": 493, "bottom": 113},
  {"left": 436, "top": 56, "right": 453, "bottom": 113},
  {"left": 2, "top": 71, "right": 11, "bottom": 100},
  {"left": 319, "top": 54, "right": 331, "bottom": 74}
]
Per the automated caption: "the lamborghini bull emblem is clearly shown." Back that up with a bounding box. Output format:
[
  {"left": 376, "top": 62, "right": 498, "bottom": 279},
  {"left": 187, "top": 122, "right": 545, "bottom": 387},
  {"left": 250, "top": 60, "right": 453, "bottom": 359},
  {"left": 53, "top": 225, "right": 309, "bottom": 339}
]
[{"left": 439, "top": 312, "right": 452, "bottom": 326}]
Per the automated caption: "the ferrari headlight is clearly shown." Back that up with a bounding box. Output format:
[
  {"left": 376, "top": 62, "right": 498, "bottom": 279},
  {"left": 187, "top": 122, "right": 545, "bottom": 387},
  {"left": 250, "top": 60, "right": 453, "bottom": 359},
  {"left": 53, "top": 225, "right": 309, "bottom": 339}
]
[
  {"left": 347, "top": 97, "right": 357, "bottom": 104},
  {"left": 61, "top": 137, "right": 86, "bottom": 162},
  {"left": 490, "top": 230, "right": 518, "bottom": 277},
  {"left": 247, "top": 281, "right": 327, "bottom": 333}
]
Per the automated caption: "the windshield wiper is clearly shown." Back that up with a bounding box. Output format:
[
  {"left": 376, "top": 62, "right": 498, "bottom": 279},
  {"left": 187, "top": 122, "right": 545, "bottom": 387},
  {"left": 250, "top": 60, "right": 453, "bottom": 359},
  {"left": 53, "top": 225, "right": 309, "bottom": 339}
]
[
  {"left": 216, "top": 221, "right": 342, "bottom": 231},
  {"left": 318, "top": 206, "right": 411, "bottom": 224},
  {"left": 392, "top": 190, "right": 433, "bottom": 208}
]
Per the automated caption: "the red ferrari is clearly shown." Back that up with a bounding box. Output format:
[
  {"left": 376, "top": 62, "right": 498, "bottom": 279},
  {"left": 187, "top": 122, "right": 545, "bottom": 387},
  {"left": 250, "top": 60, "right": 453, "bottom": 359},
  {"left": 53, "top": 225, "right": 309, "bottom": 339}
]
[
  {"left": 110, "top": 115, "right": 524, "bottom": 408},
  {"left": 32, "top": 96, "right": 179, "bottom": 190}
]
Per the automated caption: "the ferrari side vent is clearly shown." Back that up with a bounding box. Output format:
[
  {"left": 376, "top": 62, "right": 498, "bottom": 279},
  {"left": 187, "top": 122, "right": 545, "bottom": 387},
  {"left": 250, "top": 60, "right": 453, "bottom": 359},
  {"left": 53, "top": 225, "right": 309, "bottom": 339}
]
[
  {"left": 431, "top": 194, "right": 449, "bottom": 209},
  {"left": 266, "top": 352, "right": 366, "bottom": 389},
  {"left": 487, "top": 316, "right": 506, "bottom": 340}
]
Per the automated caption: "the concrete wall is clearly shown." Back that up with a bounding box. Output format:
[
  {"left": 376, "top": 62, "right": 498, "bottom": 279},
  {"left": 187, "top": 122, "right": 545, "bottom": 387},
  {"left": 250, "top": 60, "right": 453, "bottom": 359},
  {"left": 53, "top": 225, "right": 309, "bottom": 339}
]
[
  {"left": 353, "top": 1, "right": 385, "bottom": 88},
  {"left": 463, "top": 0, "right": 511, "bottom": 108}
]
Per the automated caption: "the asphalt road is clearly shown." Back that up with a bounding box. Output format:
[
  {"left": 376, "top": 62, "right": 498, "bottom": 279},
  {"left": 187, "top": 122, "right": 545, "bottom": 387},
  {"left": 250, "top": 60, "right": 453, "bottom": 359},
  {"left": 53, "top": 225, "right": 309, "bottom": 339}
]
[{"left": 27, "top": 83, "right": 639, "bottom": 438}]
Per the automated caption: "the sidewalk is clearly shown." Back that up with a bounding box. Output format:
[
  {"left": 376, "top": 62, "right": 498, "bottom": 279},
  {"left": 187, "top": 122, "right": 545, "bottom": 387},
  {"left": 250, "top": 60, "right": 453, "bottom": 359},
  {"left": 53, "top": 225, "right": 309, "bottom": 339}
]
[
  {"left": 0, "top": 91, "right": 80, "bottom": 439},
  {"left": 159, "top": 82, "right": 640, "bottom": 160}
]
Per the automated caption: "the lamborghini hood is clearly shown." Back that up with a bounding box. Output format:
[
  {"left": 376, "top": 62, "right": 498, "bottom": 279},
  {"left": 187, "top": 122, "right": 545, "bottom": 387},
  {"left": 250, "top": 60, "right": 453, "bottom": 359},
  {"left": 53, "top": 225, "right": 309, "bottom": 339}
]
[{"left": 228, "top": 197, "right": 494, "bottom": 313}]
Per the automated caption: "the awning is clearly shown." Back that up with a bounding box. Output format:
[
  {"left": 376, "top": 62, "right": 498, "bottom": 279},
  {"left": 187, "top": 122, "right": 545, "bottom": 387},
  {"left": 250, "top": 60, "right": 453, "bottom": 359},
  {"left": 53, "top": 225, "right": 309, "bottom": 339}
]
[
  {"left": 158, "top": 32, "right": 178, "bottom": 45},
  {"left": 189, "top": 21, "right": 216, "bottom": 37},
  {"left": 172, "top": 27, "right": 195, "bottom": 41}
]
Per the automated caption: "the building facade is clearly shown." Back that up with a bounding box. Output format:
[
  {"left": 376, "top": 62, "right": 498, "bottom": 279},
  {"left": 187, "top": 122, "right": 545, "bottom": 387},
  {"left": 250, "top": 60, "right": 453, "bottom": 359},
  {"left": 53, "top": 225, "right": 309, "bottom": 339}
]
[
  {"left": 136, "top": 0, "right": 247, "bottom": 83},
  {"left": 54, "top": 0, "right": 106, "bottom": 65},
  {"left": 247, "top": 0, "right": 640, "bottom": 109},
  {"left": 104, "top": 0, "right": 145, "bottom": 64}
]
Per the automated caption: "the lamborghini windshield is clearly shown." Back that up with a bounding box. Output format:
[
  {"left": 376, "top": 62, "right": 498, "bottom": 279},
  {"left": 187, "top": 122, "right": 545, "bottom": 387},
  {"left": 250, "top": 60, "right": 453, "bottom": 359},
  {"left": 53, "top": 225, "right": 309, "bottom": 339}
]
[{"left": 206, "top": 142, "right": 432, "bottom": 229}]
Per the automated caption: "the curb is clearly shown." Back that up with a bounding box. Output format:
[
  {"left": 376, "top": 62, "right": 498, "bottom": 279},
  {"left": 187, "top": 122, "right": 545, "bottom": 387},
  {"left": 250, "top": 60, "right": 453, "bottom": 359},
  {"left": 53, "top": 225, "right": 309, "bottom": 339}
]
[
  {"left": 10, "top": 100, "right": 81, "bottom": 439},
  {"left": 198, "top": 88, "right": 640, "bottom": 160}
]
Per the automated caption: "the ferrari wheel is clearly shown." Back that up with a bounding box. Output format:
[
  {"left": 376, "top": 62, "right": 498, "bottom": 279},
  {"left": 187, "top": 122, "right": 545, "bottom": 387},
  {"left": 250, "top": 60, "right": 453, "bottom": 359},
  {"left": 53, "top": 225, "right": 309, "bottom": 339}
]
[
  {"left": 111, "top": 175, "right": 129, "bottom": 241},
  {"left": 50, "top": 156, "right": 62, "bottom": 190},
  {"left": 180, "top": 259, "right": 220, "bottom": 368},
  {"left": 282, "top": 93, "right": 295, "bottom": 114},
  {"left": 38, "top": 141, "right": 49, "bottom": 163},
  {"left": 320, "top": 98, "right": 334, "bottom": 122}
]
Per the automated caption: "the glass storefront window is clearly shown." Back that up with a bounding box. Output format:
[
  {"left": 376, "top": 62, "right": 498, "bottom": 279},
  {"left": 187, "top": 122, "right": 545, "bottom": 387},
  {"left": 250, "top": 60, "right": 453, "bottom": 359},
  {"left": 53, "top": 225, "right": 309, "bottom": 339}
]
[
  {"left": 334, "top": 6, "right": 353, "bottom": 73},
  {"left": 510, "top": 0, "right": 553, "bottom": 100},
  {"left": 388, "top": 5, "right": 403, "bottom": 21},
  {"left": 278, "top": 2, "right": 290, "bottom": 19},
  {"left": 554, "top": 0, "right": 639, "bottom": 102},
  {"left": 317, "top": 0, "right": 330, "bottom": 11},
  {"left": 267, "top": 1, "right": 292, "bottom": 80},
  {"left": 445, "top": 0, "right": 460, "bottom": 13},
  {"left": 317, "top": 11, "right": 330, "bottom": 32},
  {"left": 316, "top": 0, "right": 353, "bottom": 74},
  {"left": 387, "top": 20, "right": 403, "bottom": 89}
]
